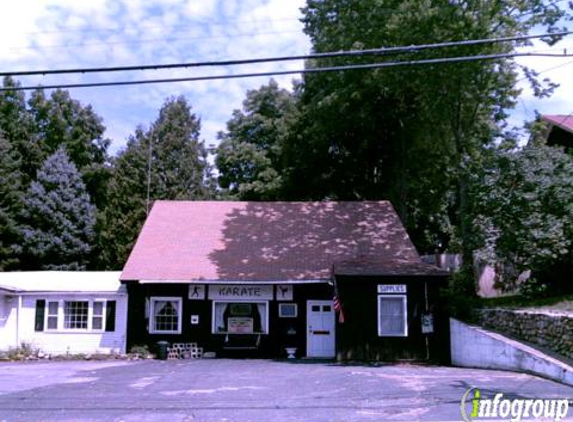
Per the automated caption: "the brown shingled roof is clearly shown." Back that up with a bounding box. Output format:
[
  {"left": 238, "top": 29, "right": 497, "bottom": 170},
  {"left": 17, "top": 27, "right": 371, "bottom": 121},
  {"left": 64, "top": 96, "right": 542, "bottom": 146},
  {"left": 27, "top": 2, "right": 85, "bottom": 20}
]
[{"left": 120, "top": 201, "right": 444, "bottom": 282}]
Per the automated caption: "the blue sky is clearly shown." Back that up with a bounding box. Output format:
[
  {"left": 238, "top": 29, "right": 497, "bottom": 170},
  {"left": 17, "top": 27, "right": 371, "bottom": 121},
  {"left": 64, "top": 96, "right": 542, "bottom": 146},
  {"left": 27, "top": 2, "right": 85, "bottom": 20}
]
[{"left": 1, "top": 0, "right": 572, "bottom": 156}]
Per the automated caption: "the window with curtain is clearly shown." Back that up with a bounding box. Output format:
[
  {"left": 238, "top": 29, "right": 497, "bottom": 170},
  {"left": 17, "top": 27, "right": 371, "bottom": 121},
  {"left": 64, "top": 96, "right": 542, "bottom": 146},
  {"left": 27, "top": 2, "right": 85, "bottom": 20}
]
[
  {"left": 149, "top": 297, "right": 182, "bottom": 334},
  {"left": 377, "top": 295, "right": 407, "bottom": 337},
  {"left": 212, "top": 301, "right": 268, "bottom": 334}
]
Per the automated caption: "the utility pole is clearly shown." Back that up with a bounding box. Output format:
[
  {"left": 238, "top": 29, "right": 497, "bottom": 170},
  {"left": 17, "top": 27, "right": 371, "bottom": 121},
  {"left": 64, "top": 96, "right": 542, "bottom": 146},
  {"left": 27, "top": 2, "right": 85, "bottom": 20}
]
[{"left": 146, "top": 136, "right": 154, "bottom": 216}]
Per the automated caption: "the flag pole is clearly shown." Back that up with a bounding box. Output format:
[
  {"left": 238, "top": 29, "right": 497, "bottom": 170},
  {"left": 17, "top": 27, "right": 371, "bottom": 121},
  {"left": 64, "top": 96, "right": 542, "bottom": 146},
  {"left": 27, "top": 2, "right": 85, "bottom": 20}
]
[{"left": 332, "top": 265, "right": 345, "bottom": 323}]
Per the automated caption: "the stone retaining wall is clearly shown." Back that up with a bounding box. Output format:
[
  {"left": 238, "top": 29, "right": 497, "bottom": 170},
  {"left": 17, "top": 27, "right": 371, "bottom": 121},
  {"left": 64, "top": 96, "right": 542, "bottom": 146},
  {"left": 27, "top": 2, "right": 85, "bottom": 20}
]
[{"left": 476, "top": 309, "right": 573, "bottom": 360}]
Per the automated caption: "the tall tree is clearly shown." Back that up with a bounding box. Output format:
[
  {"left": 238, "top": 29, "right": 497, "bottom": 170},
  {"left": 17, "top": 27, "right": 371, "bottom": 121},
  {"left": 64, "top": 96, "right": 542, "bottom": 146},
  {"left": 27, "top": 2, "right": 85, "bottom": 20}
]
[
  {"left": 20, "top": 147, "right": 96, "bottom": 270},
  {"left": 0, "top": 136, "right": 24, "bottom": 270},
  {"left": 28, "top": 88, "right": 111, "bottom": 208},
  {"left": 0, "top": 77, "right": 38, "bottom": 185},
  {"left": 282, "top": 0, "right": 568, "bottom": 255},
  {"left": 145, "top": 95, "right": 208, "bottom": 200},
  {"left": 468, "top": 144, "right": 573, "bottom": 292},
  {"left": 98, "top": 96, "right": 211, "bottom": 269},
  {"left": 216, "top": 79, "right": 297, "bottom": 200}
]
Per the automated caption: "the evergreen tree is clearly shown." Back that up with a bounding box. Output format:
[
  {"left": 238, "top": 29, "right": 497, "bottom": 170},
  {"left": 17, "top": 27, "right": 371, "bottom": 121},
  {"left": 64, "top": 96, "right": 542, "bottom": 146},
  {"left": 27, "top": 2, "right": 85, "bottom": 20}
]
[
  {"left": 0, "top": 136, "right": 24, "bottom": 270},
  {"left": 98, "top": 96, "right": 210, "bottom": 269},
  {"left": 20, "top": 147, "right": 96, "bottom": 270},
  {"left": 0, "top": 77, "right": 38, "bottom": 185},
  {"left": 28, "top": 88, "right": 111, "bottom": 208}
]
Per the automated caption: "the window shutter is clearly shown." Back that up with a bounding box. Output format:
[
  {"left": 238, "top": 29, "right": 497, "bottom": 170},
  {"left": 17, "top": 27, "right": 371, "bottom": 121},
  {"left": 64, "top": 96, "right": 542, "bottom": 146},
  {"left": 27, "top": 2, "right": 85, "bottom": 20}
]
[
  {"left": 105, "top": 300, "right": 116, "bottom": 332},
  {"left": 35, "top": 300, "right": 46, "bottom": 332}
]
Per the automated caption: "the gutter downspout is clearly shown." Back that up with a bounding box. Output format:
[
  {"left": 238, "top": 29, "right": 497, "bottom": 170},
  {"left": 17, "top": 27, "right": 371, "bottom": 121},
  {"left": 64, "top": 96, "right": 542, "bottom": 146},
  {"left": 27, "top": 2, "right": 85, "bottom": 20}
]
[
  {"left": 15, "top": 295, "right": 22, "bottom": 348},
  {"left": 424, "top": 282, "right": 430, "bottom": 361}
]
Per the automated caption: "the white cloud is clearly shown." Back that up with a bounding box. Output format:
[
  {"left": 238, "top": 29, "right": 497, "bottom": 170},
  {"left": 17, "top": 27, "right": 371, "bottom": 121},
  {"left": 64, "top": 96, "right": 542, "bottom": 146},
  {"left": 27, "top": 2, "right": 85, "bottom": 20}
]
[
  {"left": 1, "top": 0, "right": 572, "bottom": 157},
  {"left": 184, "top": 0, "right": 218, "bottom": 20},
  {"left": 0, "top": 0, "right": 309, "bottom": 153}
]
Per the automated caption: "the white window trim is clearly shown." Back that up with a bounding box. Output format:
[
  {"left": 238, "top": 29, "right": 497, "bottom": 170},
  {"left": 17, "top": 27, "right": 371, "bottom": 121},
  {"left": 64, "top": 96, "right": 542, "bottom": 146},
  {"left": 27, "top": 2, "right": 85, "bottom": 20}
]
[
  {"left": 211, "top": 300, "right": 269, "bottom": 334},
  {"left": 149, "top": 297, "right": 183, "bottom": 334},
  {"left": 45, "top": 300, "right": 59, "bottom": 331},
  {"left": 377, "top": 294, "right": 408, "bottom": 337},
  {"left": 44, "top": 299, "right": 108, "bottom": 333},
  {"left": 91, "top": 300, "right": 106, "bottom": 331},
  {"left": 278, "top": 303, "right": 298, "bottom": 318}
]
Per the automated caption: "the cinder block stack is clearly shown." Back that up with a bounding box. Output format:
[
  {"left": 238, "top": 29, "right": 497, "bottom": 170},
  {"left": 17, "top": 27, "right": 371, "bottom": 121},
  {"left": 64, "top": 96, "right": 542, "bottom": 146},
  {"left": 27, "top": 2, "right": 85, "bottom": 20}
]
[{"left": 167, "top": 343, "right": 204, "bottom": 359}]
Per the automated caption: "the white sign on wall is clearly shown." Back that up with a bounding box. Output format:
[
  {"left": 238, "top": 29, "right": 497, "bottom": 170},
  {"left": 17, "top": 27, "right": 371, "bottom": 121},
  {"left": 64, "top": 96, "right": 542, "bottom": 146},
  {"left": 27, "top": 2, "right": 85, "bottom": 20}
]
[
  {"left": 421, "top": 313, "right": 434, "bottom": 334},
  {"left": 276, "top": 285, "right": 293, "bottom": 301},
  {"left": 228, "top": 317, "right": 254, "bottom": 334},
  {"left": 209, "top": 284, "right": 273, "bottom": 300},
  {"left": 377, "top": 284, "right": 407, "bottom": 294}
]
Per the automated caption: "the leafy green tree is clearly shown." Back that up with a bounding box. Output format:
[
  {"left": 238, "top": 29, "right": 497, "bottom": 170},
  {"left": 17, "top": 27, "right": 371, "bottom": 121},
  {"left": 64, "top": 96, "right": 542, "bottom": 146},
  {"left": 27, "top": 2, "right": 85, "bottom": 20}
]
[
  {"left": 28, "top": 88, "right": 111, "bottom": 208},
  {"left": 216, "top": 79, "right": 297, "bottom": 199},
  {"left": 468, "top": 144, "right": 573, "bottom": 292},
  {"left": 20, "top": 147, "right": 96, "bottom": 270},
  {"left": 282, "top": 0, "right": 568, "bottom": 255},
  {"left": 0, "top": 136, "right": 24, "bottom": 270},
  {"left": 98, "top": 96, "right": 211, "bottom": 269}
]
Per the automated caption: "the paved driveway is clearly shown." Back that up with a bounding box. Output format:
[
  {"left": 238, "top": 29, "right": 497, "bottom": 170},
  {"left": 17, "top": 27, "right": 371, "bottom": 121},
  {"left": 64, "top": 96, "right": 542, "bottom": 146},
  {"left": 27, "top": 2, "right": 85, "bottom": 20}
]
[{"left": 0, "top": 359, "right": 572, "bottom": 422}]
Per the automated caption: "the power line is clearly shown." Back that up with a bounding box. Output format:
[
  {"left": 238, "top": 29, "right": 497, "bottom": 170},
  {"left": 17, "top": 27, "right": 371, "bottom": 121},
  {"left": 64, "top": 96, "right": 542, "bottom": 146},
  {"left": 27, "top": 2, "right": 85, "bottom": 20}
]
[
  {"left": 2, "top": 30, "right": 571, "bottom": 77},
  {"left": 3, "top": 51, "right": 573, "bottom": 92},
  {"left": 516, "top": 58, "right": 573, "bottom": 82}
]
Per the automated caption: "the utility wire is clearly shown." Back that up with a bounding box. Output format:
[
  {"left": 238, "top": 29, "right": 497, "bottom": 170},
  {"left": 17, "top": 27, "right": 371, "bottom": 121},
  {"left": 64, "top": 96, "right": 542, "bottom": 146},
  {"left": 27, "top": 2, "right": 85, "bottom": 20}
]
[
  {"left": 3, "top": 51, "right": 573, "bottom": 92},
  {"left": 516, "top": 58, "right": 573, "bottom": 82},
  {"left": 2, "top": 30, "right": 571, "bottom": 77}
]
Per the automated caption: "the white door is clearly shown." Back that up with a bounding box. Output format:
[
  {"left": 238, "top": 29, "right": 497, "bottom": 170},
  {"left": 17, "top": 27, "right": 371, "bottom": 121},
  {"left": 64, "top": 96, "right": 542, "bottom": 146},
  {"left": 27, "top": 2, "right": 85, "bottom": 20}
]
[{"left": 306, "top": 300, "right": 335, "bottom": 358}]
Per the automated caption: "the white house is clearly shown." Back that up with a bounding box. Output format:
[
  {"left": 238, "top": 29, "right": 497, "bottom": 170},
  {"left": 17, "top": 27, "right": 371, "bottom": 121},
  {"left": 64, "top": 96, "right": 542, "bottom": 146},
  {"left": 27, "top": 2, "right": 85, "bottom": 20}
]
[{"left": 0, "top": 272, "right": 127, "bottom": 355}]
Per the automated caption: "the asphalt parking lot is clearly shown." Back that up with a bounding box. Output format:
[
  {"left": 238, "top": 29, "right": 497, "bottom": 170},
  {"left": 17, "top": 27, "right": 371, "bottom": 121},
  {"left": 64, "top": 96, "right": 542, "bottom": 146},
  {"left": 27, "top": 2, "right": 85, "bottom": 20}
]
[{"left": 0, "top": 359, "right": 572, "bottom": 422}]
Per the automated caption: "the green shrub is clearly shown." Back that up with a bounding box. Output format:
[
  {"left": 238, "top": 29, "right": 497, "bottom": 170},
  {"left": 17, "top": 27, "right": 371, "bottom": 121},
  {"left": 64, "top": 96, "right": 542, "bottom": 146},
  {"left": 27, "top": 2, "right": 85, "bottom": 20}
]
[
  {"left": 519, "top": 277, "right": 549, "bottom": 300},
  {"left": 445, "top": 266, "right": 479, "bottom": 321},
  {"left": 129, "top": 344, "right": 153, "bottom": 359}
]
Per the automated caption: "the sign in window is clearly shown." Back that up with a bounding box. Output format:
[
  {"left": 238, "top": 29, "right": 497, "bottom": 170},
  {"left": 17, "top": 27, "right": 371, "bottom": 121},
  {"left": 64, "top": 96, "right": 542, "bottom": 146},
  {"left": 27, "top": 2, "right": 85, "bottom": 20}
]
[{"left": 212, "top": 301, "right": 268, "bottom": 334}]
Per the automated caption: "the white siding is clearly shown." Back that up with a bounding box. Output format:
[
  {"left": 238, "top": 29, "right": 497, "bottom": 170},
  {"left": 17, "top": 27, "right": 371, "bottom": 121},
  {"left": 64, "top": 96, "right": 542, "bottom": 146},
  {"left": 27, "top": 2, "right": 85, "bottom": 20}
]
[
  {"left": 1, "top": 293, "right": 127, "bottom": 355},
  {"left": 0, "top": 294, "right": 18, "bottom": 350}
]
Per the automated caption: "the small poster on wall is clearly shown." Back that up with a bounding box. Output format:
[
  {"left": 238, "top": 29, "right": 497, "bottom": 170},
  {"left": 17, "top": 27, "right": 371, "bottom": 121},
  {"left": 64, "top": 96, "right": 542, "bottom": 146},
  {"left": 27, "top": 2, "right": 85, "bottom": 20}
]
[
  {"left": 188, "top": 284, "right": 206, "bottom": 300},
  {"left": 421, "top": 313, "right": 434, "bottom": 334},
  {"left": 276, "top": 285, "right": 293, "bottom": 301}
]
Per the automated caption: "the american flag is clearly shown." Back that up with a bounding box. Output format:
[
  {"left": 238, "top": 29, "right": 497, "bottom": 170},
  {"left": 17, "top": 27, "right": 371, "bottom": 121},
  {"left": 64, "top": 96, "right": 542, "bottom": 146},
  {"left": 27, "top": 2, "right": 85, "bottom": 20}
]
[{"left": 333, "top": 294, "right": 345, "bottom": 323}]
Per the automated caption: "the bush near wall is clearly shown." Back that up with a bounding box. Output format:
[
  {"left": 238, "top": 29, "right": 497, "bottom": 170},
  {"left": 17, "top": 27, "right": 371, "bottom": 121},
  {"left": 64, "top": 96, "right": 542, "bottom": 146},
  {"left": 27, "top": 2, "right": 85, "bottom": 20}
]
[{"left": 476, "top": 309, "right": 573, "bottom": 361}]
